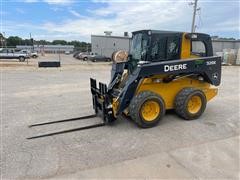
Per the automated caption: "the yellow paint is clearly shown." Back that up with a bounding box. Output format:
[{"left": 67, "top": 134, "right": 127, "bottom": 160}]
[
  {"left": 180, "top": 33, "right": 200, "bottom": 59},
  {"left": 187, "top": 95, "right": 202, "bottom": 114},
  {"left": 136, "top": 76, "right": 218, "bottom": 110},
  {"left": 180, "top": 33, "right": 191, "bottom": 59},
  {"left": 140, "top": 100, "right": 160, "bottom": 121},
  {"left": 112, "top": 98, "right": 119, "bottom": 117}
]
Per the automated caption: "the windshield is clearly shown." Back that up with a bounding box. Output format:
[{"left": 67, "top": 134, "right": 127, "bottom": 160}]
[
  {"left": 130, "top": 33, "right": 148, "bottom": 60},
  {"left": 129, "top": 33, "right": 149, "bottom": 72}
]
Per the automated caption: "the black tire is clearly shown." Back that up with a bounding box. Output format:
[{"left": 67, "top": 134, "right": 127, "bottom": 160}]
[
  {"left": 106, "top": 58, "right": 111, "bottom": 62},
  {"left": 32, "top": 55, "right": 37, "bottom": 58},
  {"left": 83, "top": 57, "right": 88, "bottom": 61},
  {"left": 129, "top": 91, "right": 165, "bottom": 128},
  {"left": 174, "top": 88, "right": 207, "bottom": 120},
  {"left": 92, "top": 59, "right": 96, "bottom": 62},
  {"left": 19, "top": 56, "right": 25, "bottom": 62}
]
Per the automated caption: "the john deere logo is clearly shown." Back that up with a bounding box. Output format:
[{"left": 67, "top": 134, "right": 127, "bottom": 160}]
[
  {"left": 164, "top": 64, "right": 187, "bottom": 72},
  {"left": 212, "top": 73, "right": 218, "bottom": 80}
]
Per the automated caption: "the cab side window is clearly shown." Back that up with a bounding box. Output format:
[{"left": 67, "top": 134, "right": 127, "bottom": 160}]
[
  {"left": 150, "top": 35, "right": 180, "bottom": 61},
  {"left": 150, "top": 37, "right": 166, "bottom": 61},
  {"left": 166, "top": 36, "right": 180, "bottom": 60},
  {"left": 191, "top": 41, "right": 206, "bottom": 57}
]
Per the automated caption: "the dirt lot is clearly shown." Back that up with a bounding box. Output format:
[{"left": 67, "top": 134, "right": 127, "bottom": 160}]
[{"left": 1, "top": 55, "right": 239, "bottom": 179}]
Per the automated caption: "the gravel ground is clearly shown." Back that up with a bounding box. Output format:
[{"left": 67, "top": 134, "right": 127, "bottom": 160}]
[{"left": 0, "top": 55, "right": 239, "bottom": 179}]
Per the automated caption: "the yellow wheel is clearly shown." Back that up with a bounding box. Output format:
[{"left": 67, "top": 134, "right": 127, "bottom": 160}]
[
  {"left": 141, "top": 100, "right": 160, "bottom": 122},
  {"left": 187, "top": 95, "right": 202, "bottom": 114},
  {"left": 129, "top": 91, "right": 165, "bottom": 128},
  {"left": 175, "top": 88, "right": 206, "bottom": 120}
]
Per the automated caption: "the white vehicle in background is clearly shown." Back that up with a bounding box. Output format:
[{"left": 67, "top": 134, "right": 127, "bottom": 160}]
[
  {"left": 76, "top": 52, "right": 97, "bottom": 61},
  {"left": 0, "top": 48, "right": 30, "bottom": 62},
  {"left": 65, "top": 51, "right": 71, "bottom": 55},
  {"left": 31, "top": 51, "right": 38, "bottom": 58},
  {"left": 19, "top": 49, "right": 38, "bottom": 58}
]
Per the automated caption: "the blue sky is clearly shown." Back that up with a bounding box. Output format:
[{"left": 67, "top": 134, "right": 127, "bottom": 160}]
[{"left": 1, "top": 0, "right": 239, "bottom": 42}]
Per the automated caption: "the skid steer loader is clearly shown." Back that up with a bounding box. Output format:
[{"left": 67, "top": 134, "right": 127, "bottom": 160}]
[{"left": 28, "top": 30, "right": 221, "bottom": 139}]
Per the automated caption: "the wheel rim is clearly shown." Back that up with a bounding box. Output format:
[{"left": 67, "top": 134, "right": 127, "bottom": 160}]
[
  {"left": 141, "top": 100, "right": 160, "bottom": 122},
  {"left": 187, "top": 95, "right": 202, "bottom": 114}
]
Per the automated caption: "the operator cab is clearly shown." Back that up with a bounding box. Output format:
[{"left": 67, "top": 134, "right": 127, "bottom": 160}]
[{"left": 128, "top": 30, "right": 213, "bottom": 72}]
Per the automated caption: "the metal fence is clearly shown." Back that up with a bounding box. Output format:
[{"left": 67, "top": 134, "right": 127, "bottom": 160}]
[{"left": 16, "top": 45, "right": 74, "bottom": 54}]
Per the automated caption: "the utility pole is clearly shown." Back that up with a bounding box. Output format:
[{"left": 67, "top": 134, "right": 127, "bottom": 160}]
[{"left": 190, "top": 0, "right": 199, "bottom": 33}]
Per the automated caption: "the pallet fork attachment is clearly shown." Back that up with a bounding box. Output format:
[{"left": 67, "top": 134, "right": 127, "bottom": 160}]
[
  {"left": 28, "top": 114, "right": 97, "bottom": 127},
  {"left": 28, "top": 79, "right": 113, "bottom": 140},
  {"left": 27, "top": 114, "right": 105, "bottom": 139}
]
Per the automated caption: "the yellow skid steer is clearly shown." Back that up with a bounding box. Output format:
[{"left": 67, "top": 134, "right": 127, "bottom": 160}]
[{"left": 28, "top": 30, "right": 221, "bottom": 139}]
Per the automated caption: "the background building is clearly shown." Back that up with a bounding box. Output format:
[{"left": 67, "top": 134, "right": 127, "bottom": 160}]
[
  {"left": 212, "top": 39, "right": 240, "bottom": 54},
  {"left": 91, "top": 33, "right": 131, "bottom": 57}
]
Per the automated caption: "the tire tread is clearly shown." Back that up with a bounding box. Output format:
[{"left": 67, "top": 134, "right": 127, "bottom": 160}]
[
  {"left": 175, "top": 88, "right": 206, "bottom": 120},
  {"left": 129, "top": 91, "right": 165, "bottom": 128}
]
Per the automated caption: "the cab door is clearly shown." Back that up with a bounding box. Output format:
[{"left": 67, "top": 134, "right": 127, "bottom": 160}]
[
  {"left": 150, "top": 34, "right": 181, "bottom": 61},
  {"left": 166, "top": 35, "right": 181, "bottom": 60}
]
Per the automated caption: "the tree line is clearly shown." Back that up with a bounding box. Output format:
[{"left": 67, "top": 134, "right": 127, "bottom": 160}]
[{"left": 0, "top": 34, "right": 91, "bottom": 52}]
